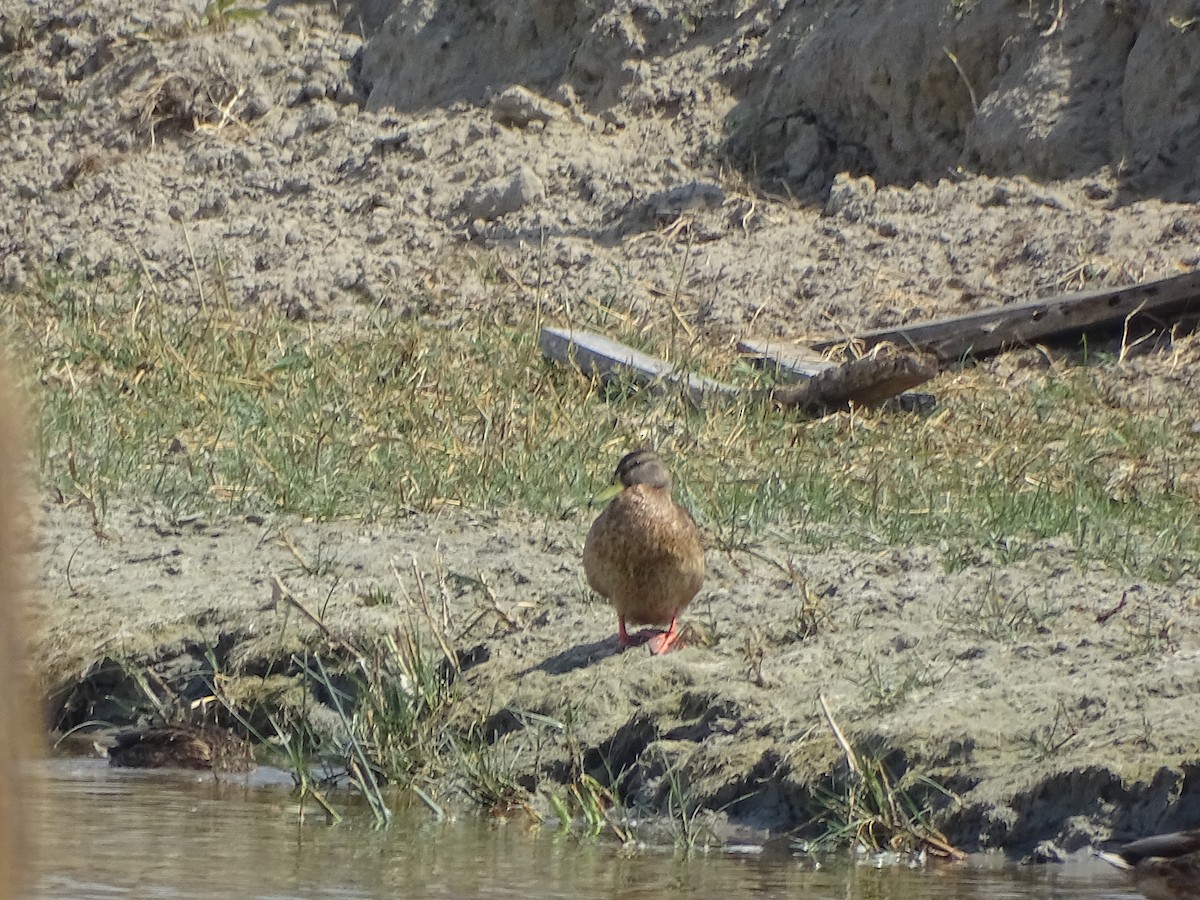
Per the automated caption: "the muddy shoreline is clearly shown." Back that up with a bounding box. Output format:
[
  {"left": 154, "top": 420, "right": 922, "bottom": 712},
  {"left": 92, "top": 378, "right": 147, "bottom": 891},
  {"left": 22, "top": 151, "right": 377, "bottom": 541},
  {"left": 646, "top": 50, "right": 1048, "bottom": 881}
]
[{"left": 32, "top": 494, "right": 1200, "bottom": 854}]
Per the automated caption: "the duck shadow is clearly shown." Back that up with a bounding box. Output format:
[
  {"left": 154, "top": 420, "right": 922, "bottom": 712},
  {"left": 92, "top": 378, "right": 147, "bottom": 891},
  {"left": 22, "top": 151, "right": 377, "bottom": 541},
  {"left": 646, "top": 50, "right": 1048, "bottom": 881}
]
[{"left": 529, "top": 636, "right": 622, "bottom": 675}]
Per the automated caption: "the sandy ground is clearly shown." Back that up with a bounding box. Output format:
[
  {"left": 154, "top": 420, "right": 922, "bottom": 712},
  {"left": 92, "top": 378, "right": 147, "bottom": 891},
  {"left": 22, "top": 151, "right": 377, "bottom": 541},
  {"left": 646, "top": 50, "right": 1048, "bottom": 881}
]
[{"left": 5, "top": 0, "right": 1200, "bottom": 855}]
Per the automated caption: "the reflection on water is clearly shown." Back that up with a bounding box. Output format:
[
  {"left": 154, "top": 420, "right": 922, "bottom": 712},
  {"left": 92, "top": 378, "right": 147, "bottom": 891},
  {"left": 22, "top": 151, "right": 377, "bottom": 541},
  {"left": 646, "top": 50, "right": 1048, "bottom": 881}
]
[{"left": 34, "top": 758, "right": 1137, "bottom": 900}]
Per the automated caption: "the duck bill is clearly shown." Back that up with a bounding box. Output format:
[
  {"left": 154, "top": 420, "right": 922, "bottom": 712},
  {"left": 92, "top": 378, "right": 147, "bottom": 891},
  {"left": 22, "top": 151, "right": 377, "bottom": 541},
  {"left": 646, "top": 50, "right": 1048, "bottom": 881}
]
[{"left": 592, "top": 483, "right": 623, "bottom": 505}]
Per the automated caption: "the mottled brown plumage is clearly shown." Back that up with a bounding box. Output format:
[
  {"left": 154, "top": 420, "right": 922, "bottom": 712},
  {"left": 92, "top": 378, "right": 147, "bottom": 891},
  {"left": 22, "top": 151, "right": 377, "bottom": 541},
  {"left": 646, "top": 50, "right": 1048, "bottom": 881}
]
[
  {"left": 583, "top": 449, "right": 704, "bottom": 654},
  {"left": 1096, "top": 829, "right": 1200, "bottom": 900}
]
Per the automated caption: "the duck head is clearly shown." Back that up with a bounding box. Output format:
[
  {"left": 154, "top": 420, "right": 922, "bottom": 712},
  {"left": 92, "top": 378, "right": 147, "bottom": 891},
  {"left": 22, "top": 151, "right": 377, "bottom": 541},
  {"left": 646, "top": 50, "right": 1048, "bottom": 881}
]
[{"left": 614, "top": 448, "right": 672, "bottom": 491}]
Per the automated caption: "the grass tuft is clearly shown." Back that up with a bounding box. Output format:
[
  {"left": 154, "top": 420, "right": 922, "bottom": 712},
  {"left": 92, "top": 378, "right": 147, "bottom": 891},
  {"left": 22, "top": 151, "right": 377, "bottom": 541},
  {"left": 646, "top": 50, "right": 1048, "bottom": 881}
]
[
  {"left": 802, "top": 744, "right": 960, "bottom": 858},
  {"left": 658, "top": 746, "right": 718, "bottom": 852},
  {"left": 804, "top": 695, "right": 963, "bottom": 858},
  {"left": 549, "top": 774, "right": 628, "bottom": 840}
]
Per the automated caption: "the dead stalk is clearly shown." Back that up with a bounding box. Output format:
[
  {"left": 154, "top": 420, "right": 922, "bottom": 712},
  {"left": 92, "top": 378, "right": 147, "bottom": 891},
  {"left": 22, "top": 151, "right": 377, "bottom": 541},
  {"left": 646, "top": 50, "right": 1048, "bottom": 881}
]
[{"left": 818, "top": 692, "right": 860, "bottom": 775}]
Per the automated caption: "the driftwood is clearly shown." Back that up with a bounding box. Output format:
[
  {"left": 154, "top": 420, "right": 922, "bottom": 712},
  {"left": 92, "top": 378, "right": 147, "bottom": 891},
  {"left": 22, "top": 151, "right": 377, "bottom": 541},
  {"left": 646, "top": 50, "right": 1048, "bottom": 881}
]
[
  {"left": 538, "top": 326, "right": 738, "bottom": 405},
  {"left": 811, "top": 269, "right": 1200, "bottom": 362},
  {"left": 540, "top": 327, "right": 933, "bottom": 412},
  {"left": 734, "top": 340, "right": 836, "bottom": 379},
  {"left": 737, "top": 340, "right": 937, "bottom": 409},
  {"left": 539, "top": 271, "right": 1200, "bottom": 416}
]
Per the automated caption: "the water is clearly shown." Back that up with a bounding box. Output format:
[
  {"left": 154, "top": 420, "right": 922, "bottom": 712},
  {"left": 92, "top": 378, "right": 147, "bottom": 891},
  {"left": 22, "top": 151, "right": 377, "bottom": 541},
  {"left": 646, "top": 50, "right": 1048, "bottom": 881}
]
[{"left": 33, "top": 758, "right": 1138, "bottom": 899}]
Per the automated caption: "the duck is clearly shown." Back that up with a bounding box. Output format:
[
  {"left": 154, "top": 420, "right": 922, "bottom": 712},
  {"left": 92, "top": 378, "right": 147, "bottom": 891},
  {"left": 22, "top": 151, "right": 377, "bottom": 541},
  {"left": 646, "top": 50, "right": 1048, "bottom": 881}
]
[
  {"left": 107, "top": 724, "right": 256, "bottom": 773},
  {"left": 1095, "top": 828, "right": 1200, "bottom": 900},
  {"left": 583, "top": 449, "right": 705, "bottom": 654}
]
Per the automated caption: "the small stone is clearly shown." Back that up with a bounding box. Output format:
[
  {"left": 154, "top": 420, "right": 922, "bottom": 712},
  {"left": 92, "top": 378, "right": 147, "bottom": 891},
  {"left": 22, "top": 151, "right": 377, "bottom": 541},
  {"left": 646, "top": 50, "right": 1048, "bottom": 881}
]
[
  {"left": 490, "top": 85, "right": 560, "bottom": 128},
  {"left": 824, "top": 172, "right": 876, "bottom": 220},
  {"left": 195, "top": 193, "right": 227, "bottom": 219},
  {"left": 460, "top": 166, "right": 544, "bottom": 220},
  {"left": 649, "top": 180, "right": 725, "bottom": 218},
  {"left": 301, "top": 103, "right": 338, "bottom": 133}
]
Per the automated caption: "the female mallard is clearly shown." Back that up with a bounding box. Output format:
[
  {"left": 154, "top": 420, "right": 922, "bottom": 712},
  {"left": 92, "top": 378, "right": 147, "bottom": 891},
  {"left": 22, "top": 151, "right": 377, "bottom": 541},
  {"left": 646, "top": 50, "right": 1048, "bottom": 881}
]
[
  {"left": 583, "top": 449, "right": 704, "bottom": 654},
  {"left": 1096, "top": 829, "right": 1200, "bottom": 900}
]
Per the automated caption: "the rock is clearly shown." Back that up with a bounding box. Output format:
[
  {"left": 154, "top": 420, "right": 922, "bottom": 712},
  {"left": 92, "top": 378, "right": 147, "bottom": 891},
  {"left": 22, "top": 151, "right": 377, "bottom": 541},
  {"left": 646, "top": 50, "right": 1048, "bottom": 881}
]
[
  {"left": 459, "top": 166, "right": 544, "bottom": 220},
  {"left": 648, "top": 180, "right": 725, "bottom": 219},
  {"left": 1022, "top": 841, "right": 1067, "bottom": 864},
  {"left": 824, "top": 173, "right": 877, "bottom": 221},
  {"left": 490, "top": 85, "right": 560, "bottom": 128}
]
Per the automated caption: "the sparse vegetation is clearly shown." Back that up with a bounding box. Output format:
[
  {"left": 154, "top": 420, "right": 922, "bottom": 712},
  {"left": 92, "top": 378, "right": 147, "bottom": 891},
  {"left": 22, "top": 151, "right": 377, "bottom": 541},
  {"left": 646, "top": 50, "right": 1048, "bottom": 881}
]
[
  {"left": 802, "top": 741, "right": 962, "bottom": 858},
  {"left": 200, "top": 0, "right": 264, "bottom": 31},
  {"left": 248, "top": 580, "right": 474, "bottom": 826},
  {"left": 1020, "top": 701, "right": 1081, "bottom": 762},
  {"left": 849, "top": 651, "right": 956, "bottom": 712},
  {"left": 937, "top": 577, "right": 1063, "bottom": 642},
  {"left": 658, "top": 746, "right": 718, "bottom": 852},
  {"left": 8, "top": 259, "right": 1199, "bottom": 844},
  {"left": 800, "top": 696, "right": 964, "bottom": 858},
  {"left": 548, "top": 774, "right": 628, "bottom": 840},
  {"left": 5, "top": 264, "right": 1198, "bottom": 581},
  {"left": 1122, "top": 591, "right": 1179, "bottom": 656},
  {"left": 453, "top": 733, "right": 528, "bottom": 815}
]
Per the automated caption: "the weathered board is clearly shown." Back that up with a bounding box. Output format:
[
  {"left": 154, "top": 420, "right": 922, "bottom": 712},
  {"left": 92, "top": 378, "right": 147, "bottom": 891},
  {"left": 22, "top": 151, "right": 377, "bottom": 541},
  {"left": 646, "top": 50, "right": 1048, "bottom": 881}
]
[
  {"left": 735, "top": 339, "right": 836, "bottom": 379},
  {"left": 811, "top": 269, "right": 1200, "bottom": 361},
  {"left": 542, "top": 327, "right": 934, "bottom": 412},
  {"left": 738, "top": 339, "right": 937, "bottom": 410},
  {"left": 538, "top": 326, "right": 739, "bottom": 405},
  {"left": 768, "top": 347, "right": 937, "bottom": 409}
]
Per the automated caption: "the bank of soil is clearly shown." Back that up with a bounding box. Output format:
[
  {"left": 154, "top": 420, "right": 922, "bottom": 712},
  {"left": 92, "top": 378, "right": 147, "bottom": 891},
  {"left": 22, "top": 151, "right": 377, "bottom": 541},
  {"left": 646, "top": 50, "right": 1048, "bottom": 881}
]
[
  {"left": 5, "top": 0, "right": 1200, "bottom": 854},
  {"left": 33, "top": 492, "right": 1200, "bottom": 853}
]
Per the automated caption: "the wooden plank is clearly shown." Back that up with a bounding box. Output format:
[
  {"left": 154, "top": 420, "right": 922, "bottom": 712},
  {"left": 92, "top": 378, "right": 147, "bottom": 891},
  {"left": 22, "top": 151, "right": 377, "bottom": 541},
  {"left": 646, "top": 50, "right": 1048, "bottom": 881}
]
[
  {"left": 739, "top": 338, "right": 936, "bottom": 409},
  {"left": 736, "top": 339, "right": 836, "bottom": 379},
  {"left": 543, "top": 327, "right": 934, "bottom": 411},
  {"left": 770, "top": 348, "right": 937, "bottom": 409},
  {"left": 538, "top": 326, "right": 739, "bottom": 404},
  {"left": 811, "top": 269, "right": 1200, "bottom": 361}
]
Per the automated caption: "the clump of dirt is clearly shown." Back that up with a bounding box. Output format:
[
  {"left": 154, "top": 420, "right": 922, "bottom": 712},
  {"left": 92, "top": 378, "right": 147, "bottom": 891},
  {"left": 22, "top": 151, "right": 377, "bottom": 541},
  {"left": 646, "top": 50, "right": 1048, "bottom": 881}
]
[{"left": 5, "top": 0, "right": 1200, "bottom": 855}]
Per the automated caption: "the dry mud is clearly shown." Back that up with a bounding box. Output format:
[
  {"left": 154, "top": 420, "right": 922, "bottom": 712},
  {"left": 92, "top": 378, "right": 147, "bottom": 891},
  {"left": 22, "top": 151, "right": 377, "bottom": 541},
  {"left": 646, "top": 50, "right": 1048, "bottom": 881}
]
[{"left": 5, "top": 0, "right": 1200, "bottom": 855}]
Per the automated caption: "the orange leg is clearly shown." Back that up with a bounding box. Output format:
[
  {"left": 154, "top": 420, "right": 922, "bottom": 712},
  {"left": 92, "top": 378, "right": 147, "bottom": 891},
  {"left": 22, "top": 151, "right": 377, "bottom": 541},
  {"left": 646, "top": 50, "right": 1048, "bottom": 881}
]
[
  {"left": 617, "top": 614, "right": 654, "bottom": 649},
  {"left": 646, "top": 614, "right": 682, "bottom": 655}
]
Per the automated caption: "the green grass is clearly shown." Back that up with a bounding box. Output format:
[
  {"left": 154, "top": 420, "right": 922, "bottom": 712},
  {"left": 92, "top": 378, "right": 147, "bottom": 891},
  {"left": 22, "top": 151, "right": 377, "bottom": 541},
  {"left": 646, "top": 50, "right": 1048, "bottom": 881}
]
[
  {"left": 657, "top": 745, "right": 718, "bottom": 852},
  {"left": 549, "top": 774, "right": 629, "bottom": 840},
  {"left": 936, "top": 576, "right": 1063, "bottom": 643},
  {"left": 4, "top": 264, "right": 1199, "bottom": 579},
  {"left": 801, "top": 742, "right": 961, "bottom": 858},
  {"left": 849, "top": 651, "right": 957, "bottom": 712},
  {"left": 259, "top": 590, "right": 465, "bottom": 824}
]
